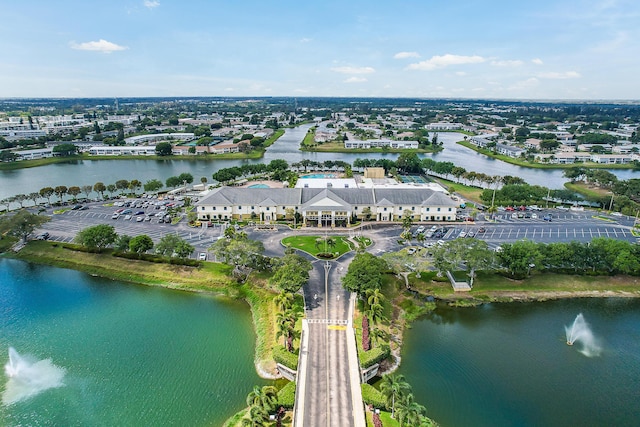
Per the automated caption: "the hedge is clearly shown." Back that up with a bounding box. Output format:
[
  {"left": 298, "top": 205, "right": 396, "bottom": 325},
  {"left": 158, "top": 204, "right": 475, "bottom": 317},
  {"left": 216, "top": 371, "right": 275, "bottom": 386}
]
[
  {"left": 273, "top": 345, "right": 299, "bottom": 371},
  {"left": 361, "top": 383, "right": 387, "bottom": 411},
  {"left": 359, "top": 344, "right": 390, "bottom": 369},
  {"left": 112, "top": 250, "right": 201, "bottom": 267},
  {"left": 277, "top": 381, "right": 296, "bottom": 409}
]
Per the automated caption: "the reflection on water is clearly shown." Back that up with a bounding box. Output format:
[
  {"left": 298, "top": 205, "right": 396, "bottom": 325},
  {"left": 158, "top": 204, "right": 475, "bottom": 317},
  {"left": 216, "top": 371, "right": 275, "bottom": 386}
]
[{"left": 399, "top": 298, "right": 640, "bottom": 427}]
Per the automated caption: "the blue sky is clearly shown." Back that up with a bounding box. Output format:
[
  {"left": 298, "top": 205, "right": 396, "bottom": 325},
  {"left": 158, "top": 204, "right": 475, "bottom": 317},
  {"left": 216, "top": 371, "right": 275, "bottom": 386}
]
[{"left": 1, "top": 0, "right": 638, "bottom": 99}]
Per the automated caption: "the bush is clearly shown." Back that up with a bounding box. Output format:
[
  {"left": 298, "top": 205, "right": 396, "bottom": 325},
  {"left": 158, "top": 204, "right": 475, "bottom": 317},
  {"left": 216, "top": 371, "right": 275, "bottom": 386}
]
[
  {"left": 316, "top": 252, "right": 335, "bottom": 259},
  {"left": 361, "top": 383, "right": 387, "bottom": 410},
  {"left": 112, "top": 251, "right": 201, "bottom": 267},
  {"left": 273, "top": 345, "right": 299, "bottom": 371},
  {"left": 360, "top": 344, "right": 390, "bottom": 369},
  {"left": 276, "top": 381, "right": 296, "bottom": 409}
]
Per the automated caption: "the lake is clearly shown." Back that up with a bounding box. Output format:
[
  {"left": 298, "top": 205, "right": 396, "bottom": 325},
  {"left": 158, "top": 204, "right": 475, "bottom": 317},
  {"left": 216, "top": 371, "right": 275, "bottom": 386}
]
[
  {"left": 0, "top": 258, "right": 264, "bottom": 426},
  {"left": 0, "top": 125, "right": 637, "bottom": 201},
  {"left": 397, "top": 298, "right": 640, "bottom": 427}
]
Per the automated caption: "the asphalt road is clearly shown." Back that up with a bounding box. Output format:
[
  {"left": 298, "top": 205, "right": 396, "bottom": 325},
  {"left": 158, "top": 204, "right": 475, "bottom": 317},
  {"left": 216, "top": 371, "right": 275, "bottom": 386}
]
[{"left": 299, "top": 254, "right": 357, "bottom": 427}]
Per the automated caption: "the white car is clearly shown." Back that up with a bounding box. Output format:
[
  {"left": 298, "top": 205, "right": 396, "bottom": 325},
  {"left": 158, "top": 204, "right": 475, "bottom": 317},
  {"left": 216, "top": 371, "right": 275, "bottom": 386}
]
[
  {"left": 198, "top": 253, "right": 207, "bottom": 260},
  {"left": 124, "top": 214, "right": 132, "bottom": 220},
  {"left": 111, "top": 213, "right": 120, "bottom": 219},
  {"left": 531, "top": 213, "right": 538, "bottom": 219},
  {"left": 136, "top": 216, "right": 144, "bottom": 222},
  {"left": 458, "top": 231, "right": 467, "bottom": 238},
  {"left": 407, "top": 247, "right": 417, "bottom": 255}
]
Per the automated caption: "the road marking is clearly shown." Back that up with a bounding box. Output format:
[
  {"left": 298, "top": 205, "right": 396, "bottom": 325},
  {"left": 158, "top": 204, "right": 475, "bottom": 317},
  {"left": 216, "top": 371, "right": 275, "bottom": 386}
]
[{"left": 328, "top": 325, "right": 347, "bottom": 330}]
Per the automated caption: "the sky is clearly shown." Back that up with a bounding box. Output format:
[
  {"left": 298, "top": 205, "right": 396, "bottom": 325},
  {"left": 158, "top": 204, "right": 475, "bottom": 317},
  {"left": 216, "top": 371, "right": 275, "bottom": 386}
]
[{"left": 1, "top": 0, "right": 639, "bottom": 100}]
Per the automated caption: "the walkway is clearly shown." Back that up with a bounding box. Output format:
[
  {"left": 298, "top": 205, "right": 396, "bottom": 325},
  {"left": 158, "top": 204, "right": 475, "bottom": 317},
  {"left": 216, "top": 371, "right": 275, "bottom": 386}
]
[{"left": 293, "top": 257, "right": 366, "bottom": 427}]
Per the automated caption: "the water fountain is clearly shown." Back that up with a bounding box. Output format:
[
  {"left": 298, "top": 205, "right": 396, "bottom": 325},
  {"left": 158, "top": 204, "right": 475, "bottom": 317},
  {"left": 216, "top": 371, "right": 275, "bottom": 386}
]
[
  {"left": 565, "top": 314, "right": 602, "bottom": 357},
  {"left": 2, "top": 347, "right": 66, "bottom": 405}
]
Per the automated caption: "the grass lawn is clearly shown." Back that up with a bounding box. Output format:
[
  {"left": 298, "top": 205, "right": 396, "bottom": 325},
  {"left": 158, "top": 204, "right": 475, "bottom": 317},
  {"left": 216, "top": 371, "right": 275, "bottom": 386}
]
[
  {"left": 366, "top": 411, "right": 401, "bottom": 427},
  {"left": 12, "top": 240, "right": 236, "bottom": 292},
  {"left": 281, "top": 235, "right": 355, "bottom": 258},
  {"left": 432, "top": 177, "right": 484, "bottom": 204},
  {"left": 564, "top": 181, "right": 611, "bottom": 199}
]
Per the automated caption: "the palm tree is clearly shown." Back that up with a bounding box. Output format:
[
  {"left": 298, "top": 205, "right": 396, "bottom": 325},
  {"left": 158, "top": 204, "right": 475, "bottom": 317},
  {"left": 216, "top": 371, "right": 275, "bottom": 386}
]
[
  {"left": 241, "top": 405, "right": 268, "bottom": 426},
  {"left": 396, "top": 393, "right": 426, "bottom": 427},
  {"left": 246, "top": 385, "right": 278, "bottom": 412},
  {"left": 370, "top": 327, "right": 388, "bottom": 347},
  {"left": 367, "top": 302, "right": 386, "bottom": 326},
  {"left": 365, "top": 288, "right": 384, "bottom": 312},
  {"left": 276, "top": 310, "right": 298, "bottom": 351},
  {"left": 380, "top": 374, "right": 410, "bottom": 418},
  {"left": 274, "top": 291, "right": 294, "bottom": 312}
]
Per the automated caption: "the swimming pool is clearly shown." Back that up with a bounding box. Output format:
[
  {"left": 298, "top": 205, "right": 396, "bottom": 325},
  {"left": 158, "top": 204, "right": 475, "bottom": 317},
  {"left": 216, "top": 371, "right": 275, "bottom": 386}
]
[
  {"left": 248, "top": 184, "right": 269, "bottom": 188},
  {"left": 301, "top": 173, "right": 336, "bottom": 179}
]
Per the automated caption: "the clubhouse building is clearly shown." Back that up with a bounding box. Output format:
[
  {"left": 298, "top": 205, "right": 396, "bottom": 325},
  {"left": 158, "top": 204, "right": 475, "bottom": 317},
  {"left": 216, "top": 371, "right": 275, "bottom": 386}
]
[{"left": 195, "top": 186, "right": 458, "bottom": 226}]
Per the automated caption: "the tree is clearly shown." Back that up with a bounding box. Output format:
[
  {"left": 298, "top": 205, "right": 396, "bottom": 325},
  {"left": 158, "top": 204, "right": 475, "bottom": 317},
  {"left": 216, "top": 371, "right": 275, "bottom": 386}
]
[
  {"left": 0, "top": 210, "right": 50, "bottom": 243},
  {"left": 116, "top": 127, "right": 125, "bottom": 144},
  {"left": 270, "top": 254, "right": 312, "bottom": 293},
  {"left": 209, "top": 235, "right": 265, "bottom": 271},
  {"left": 129, "top": 234, "right": 154, "bottom": 256},
  {"left": 174, "top": 240, "right": 194, "bottom": 259},
  {"left": 81, "top": 185, "right": 93, "bottom": 199},
  {"left": 401, "top": 210, "right": 413, "bottom": 230},
  {"left": 177, "top": 172, "right": 194, "bottom": 185},
  {"left": 396, "top": 152, "right": 422, "bottom": 174},
  {"left": 115, "top": 179, "right": 129, "bottom": 194},
  {"left": 39, "top": 187, "right": 54, "bottom": 205},
  {"left": 342, "top": 252, "right": 388, "bottom": 296},
  {"left": 274, "top": 291, "right": 295, "bottom": 312},
  {"left": 54, "top": 185, "right": 68, "bottom": 202},
  {"left": 155, "top": 234, "right": 182, "bottom": 257},
  {"left": 93, "top": 182, "right": 106, "bottom": 199},
  {"left": 497, "top": 239, "right": 542, "bottom": 278},
  {"left": 115, "top": 234, "right": 132, "bottom": 251},
  {"left": 129, "top": 179, "right": 142, "bottom": 195},
  {"left": 380, "top": 374, "right": 410, "bottom": 419},
  {"left": 27, "top": 192, "right": 40, "bottom": 207},
  {"left": 166, "top": 176, "right": 181, "bottom": 188},
  {"left": 75, "top": 224, "right": 117, "bottom": 252},
  {"left": 52, "top": 143, "right": 78, "bottom": 157},
  {"left": 67, "top": 186, "right": 81, "bottom": 201},
  {"left": 143, "top": 179, "right": 163, "bottom": 193},
  {"left": 106, "top": 184, "right": 117, "bottom": 198},
  {"left": 155, "top": 141, "right": 173, "bottom": 156}
]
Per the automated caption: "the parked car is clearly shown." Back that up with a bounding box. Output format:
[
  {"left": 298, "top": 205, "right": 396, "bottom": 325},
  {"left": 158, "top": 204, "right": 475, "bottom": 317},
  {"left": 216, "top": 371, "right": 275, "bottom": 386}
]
[
  {"left": 407, "top": 247, "right": 417, "bottom": 255},
  {"left": 135, "top": 211, "right": 145, "bottom": 216},
  {"left": 136, "top": 216, "right": 144, "bottom": 222},
  {"left": 198, "top": 253, "right": 207, "bottom": 261},
  {"left": 124, "top": 214, "right": 132, "bottom": 220},
  {"left": 543, "top": 214, "right": 553, "bottom": 221},
  {"left": 36, "top": 232, "right": 50, "bottom": 240},
  {"left": 531, "top": 213, "right": 538, "bottom": 219},
  {"left": 71, "top": 204, "right": 83, "bottom": 210},
  {"left": 111, "top": 213, "right": 120, "bottom": 219},
  {"left": 416, "top": 226, "right": 425, "bottom": 234}
]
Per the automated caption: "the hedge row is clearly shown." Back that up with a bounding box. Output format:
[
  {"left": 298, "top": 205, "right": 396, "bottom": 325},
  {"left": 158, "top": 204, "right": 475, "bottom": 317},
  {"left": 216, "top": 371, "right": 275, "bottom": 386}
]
[
  {"left": 273, "top": 345, "right": 299, "bottom": 371},
  {"left": 276, "top": 381, "right": 296, "bottom": 409},
  {"left": 112, "top": 251, "right": 201, "bottom": 267},
  {"left": 361, "top": 383, "right": 387, "bottom": 411},
  {"left": 359, "top": 344, "right": 390, "bottom": 369}
]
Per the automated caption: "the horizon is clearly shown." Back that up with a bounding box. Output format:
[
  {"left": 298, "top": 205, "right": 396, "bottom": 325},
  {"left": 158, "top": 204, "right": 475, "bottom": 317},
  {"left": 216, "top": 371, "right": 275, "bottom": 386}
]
[{"left": 1, "top": 0, "right": 639, "bottom": 100}]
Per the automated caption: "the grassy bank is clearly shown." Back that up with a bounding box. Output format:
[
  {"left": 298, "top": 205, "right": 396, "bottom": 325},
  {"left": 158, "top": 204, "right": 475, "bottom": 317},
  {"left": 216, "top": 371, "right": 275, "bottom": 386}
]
[
  {"left": 457, "top": 140, "right": 636, "bottom": 170},
  {"left": 564, "top": 181, "right": 611, "bottom": 199},
  {"left": 431, "top": 177, "right": 484, "bottom": 204},
  {"left": 407, "top": 270, "right": 640, "bottom": 303}
]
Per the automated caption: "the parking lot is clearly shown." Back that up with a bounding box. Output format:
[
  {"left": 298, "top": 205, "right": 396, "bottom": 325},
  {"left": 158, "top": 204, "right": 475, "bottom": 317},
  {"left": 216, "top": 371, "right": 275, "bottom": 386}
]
[{"left": 38, "top": 198, "right": 224, "bottom": 259}]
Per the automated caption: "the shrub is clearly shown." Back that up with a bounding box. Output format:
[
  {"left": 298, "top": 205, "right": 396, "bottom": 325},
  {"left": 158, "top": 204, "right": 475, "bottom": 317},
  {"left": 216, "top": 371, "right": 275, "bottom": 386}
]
[
  {"left": 360, "top": 344, "right": 390, "bottom": 369},
  {"left": 273, "top": 345, "right": 299, "bottom": 371},
  {"left": 361, "top": 383, "right": 387, "bottom": 410},
  {"left": 276, "top": 381, "right": 296, "bottom": 409}
]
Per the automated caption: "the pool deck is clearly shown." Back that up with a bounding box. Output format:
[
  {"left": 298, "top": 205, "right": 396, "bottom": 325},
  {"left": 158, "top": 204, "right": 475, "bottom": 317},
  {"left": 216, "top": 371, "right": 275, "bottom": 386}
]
[{"left": 238, "top": 180, "right": 284, "bottom": 189}]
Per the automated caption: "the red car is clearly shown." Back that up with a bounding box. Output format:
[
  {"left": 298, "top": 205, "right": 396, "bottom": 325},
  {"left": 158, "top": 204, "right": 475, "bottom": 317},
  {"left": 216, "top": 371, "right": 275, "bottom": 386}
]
[{"left": 505, "top": 206, "right": 515, "bottom": 211}]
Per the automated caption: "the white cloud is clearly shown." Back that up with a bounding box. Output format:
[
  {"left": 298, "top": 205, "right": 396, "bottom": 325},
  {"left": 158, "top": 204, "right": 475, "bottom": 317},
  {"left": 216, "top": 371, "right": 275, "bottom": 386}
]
[
  {"left": 299, "top": 38, "right": 312, "bottom": 43},
  {"left": 406, "top": 54, "right": 485, "bottom": 70},
  {"left": 455, "top": 71, "right": 467, "bottom": 76},
  {"left": 394, "top": 51, "right": 420, "bottom": 59},
  {"left": 344, "top": 77, "right": 367, "bottom": 83},
  {"left": 491, "top": 59, "right": 523, "bottom": 67},
  {"left": 331, "top": 66, "right": 375, "bottom": 74},
  {"left": 531, "top": 58, "right": 544, "bottom": 65},
  {"left": 70, "top": 39, "right": 128, "bottom": 53},
  {"left": 143, "top": 0, "right": 160, "bottom": 9},
  {"left": 538, "top": 71, "right": 581, "bottom": 79}
]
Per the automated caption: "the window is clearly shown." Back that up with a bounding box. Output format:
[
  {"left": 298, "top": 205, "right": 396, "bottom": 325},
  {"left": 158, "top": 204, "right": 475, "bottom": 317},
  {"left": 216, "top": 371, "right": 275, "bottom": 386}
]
[
  {"left": 201, "top": 207, "right": 205, "bottom": 211},
  {"left": 355, "top": 206, "right": 358, "bottom": 210},
  {"left": 266, "top": 207, "right": 270, "bottom": 211},
  {"left": 412, "top": 207, "right": 415, "bottom": 210},
  {"left": 426, "top": 207, "right": 430, "bottom": 212},
  {"left": 224, "top": 207, "right": 227, "bottom": 211},
  {"left": 213, "top": 207, "right": 216, "bottom": 211},
  {"left": 251, "top": 206, "right": 254, "bottom": 210},
  {"left": 448, "top": 207, "right": 452, "bottom": 211},
  {"left": 437, "top": 208, "right": 441, "bottom": 212},
  {"left": 238, "top": 206, "right": 242, "bottom": 209},
  {"left": 399, "top": 206, "right": 402, "bottom": 210},
  {"left": 384, "top": 207, "right": 387, "bottom": 211}
]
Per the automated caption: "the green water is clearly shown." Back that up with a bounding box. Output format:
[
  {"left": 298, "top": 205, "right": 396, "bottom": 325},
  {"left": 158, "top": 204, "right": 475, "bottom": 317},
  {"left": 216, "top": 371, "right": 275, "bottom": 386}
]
[
  {"left": 0, "top": 258, "right": 264, "bottom": 426},
  {"left": 398, "top": 298, "right": 640, "bottom": 427}
]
